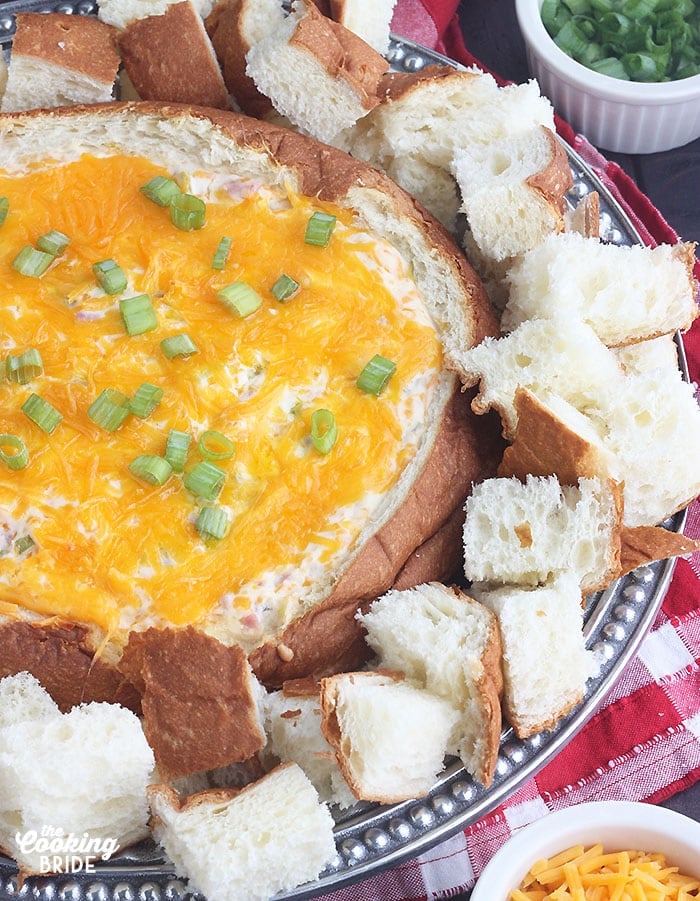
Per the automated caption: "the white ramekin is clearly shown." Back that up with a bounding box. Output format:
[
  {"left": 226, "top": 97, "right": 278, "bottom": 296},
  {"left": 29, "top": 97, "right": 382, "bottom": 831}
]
[
  {"left": 470, "top": 800, "right": 700, "bottom": 899},
  {"left": 515, "top": 0, "right": 700, "bottom": 153}
]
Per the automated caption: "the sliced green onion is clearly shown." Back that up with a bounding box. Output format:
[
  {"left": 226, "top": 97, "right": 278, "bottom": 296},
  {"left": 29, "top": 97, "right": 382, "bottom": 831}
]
[
  {"left": 165, "top": 429, "right": 191, "bottom": 472},
  {"left": 211, "top": 236, "right": 232, "bottom": 270},
  {"left": 140, "top": 175, "right": 182, "bottom": 207},
  {"left": 217, "top": 281, "right": 262, "bottom": 318},
  {"left": 356, "top": 354, "right": 397, "bottom": 395},
  {"left": 304, "top": 211, "right": 337, "bottom": 247},
  {"left": 21, "top": 393, "right": 62, "bottom": 434},
  {"left": 170, "top": 193, "right": 206, "bottom": 231},
  {"left": 590, "top": 56, "right": 631, "bottom": 77},
  {"left": 36, "top": 229, "right": 70, "bottom": 257},
  {"left": 161, "top": 333, "right": 199, "bottom": 360},
  {"left": 88, "top": 388, "right": 132, "bottom": 432},
  {"left": 195, "top": 505, "right": 229, "bottom": 541},
  {"left": 184, "top": 460, "right": 226, "bottom": 500},
  {"left": 6, "top": 348, "right": 43, "bottom": 385},
  {"left": 14, "top": 535, "right": 35, "bottom": 556},
  {"left": 0, "top": 197, "right": 8, "bottom": 228},
  {"left": 120, "top": 294, "right": 158, "bottom": 336},
  {"left": 197, "top": 430, "right": 234, "bottom": 461},
  {"left": 128, "top": 454, "right": 173, "bottom": 486},
  {"left": 542, "top": 0, "right": 700, "bottom": 81},
  {"left": 12, "top": 245, "right": 54, "bottom": 278},
  {"left": 310, "top": 409, "right": 337, "bottom": 454},
  {"left": 0, "top": 434, "right": 29, "bottom": 471},
  {"left": 93, "top": 259, "right": 128, "bottom": 295},
  {"left": 130, "top": 382, "right": 164, "bottom": 418},
  {"left": 271, "top": 274, "right": 300, "bottom": 302}
]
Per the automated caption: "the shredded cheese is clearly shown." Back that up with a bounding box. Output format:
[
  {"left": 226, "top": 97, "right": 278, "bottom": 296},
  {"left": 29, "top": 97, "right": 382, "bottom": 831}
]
[
  {"left": 0, "top": 153, "right": 443, "bottom": 647},
  {"left": 510, "top": 844, "right": 700, "bottom": 900}
]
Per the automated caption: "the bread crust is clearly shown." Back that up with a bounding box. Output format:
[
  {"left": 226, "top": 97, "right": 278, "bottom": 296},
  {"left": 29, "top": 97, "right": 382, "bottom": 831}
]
[
  {"left": 498, "top": 388, "right": 609, "bottom": 486},
  {"left": 205, "top": 0, "right": 276, "bottom": 118},
  {"left": 118, "top": 3, "right": 230, "bottom": 109},
  {"left": 11, "top": 12, "right": 120, "bottom": 86},
  {"left": 288, "top": 0, "right": 388, "bottom": 111},
  {"left": 525, "top": 126, "right": 574, "bottom": 217},
  {"left": 119, "top": 626, "right": 265, "bottom": 780},
  {"left": 0, "top": 619, "right": 140, "bottom": 713}
]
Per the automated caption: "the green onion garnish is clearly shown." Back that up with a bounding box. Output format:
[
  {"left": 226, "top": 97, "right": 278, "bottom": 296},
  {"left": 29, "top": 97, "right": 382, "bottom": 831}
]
[
  {"left": 541, "top": 0, "right": 700, "bottom": 82},
  {"left": 6, "top": 348, "right": 43, "bottom": 385},
  {"left": 21, "top": 393, "right": 62, "bottom": 434},
  {"left": 140, "top": 175, "right": 182, "bottom": 207},
  {"left": 0, "top": 197, "right": 8, "bottom": 228},
  {"left": 197, "top": 430, "right": 234, "bottom": 461},
  {"left": 36, "top": 229, "right": 70, "bottom": 257},
  {"left": 120, "top": 294, "right": 158, "bottom": 336},
  {"left": 165, "top": 429, "right": 191, "bottom": 472},
  {"left": 93, "top": 259, "right": 128, "bottom": 295},
  {"left": 170, "top": 193, "right": 206, "bottom": 231},
  {"left": 356, "top": 354, "right": 397, "bottom": 395},
  {"left": 0, "top": 434, "right": 29, "bottom": 471},
  {"left": 195, "top": 505, "right": 229, "bottom": 541},
  {"left": 161, "top": 333, "right": 199, "bottom": 360},
  {"left": 217, "top": 281, "right": 262, "bottom": 318},
  {"left": 12, "top": 245, "right": 54, "bottom": 278},
  {"left": 211, "top": 236, "right": 232, "bottom": 270},
  {"left": 87, "top": 388, "right": 132, "bottom": 432},
  {"left": 310, "top": 409, "right": 337, "bottom": 455},
  {"left": 15, "top": 535, "right": 35, "bottom": 555},
  {"left": 128, "top": 454, "right": 173, "bottom": 487},
  {"left": 304, "top": 211, "right": 337, "bottom": 247},
  {"left": 271, "top": 274, "right": 300, "bottom": 302},
  {"left": 130, "top": 382, "right": 164, "bottom": 419},
  {"left": 184, "top": 460, "right": 226, "bottom": 500}
]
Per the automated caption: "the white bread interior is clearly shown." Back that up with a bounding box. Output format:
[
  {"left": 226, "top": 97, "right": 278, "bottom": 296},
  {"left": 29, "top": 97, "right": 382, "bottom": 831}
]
[
  {"left": 264, "top": 687, "right": 357, "bottom": 809},
  {"left": 97, "top": 0, "right": 216, "bottom": 28},
  {"left": 463, "top": 475, "right": 622, "bottom": 593},
  {"left": 0, "top": 675, "right": 155, "bottom": 874},
  {"left": 357, "top": 582, "right": 503, "bottom": 787},
  {"left": 451, "top": 125, "right": 568, "bottom": 264},
  {"left": 246, "top": 0, "right": 388, "bottom": 144},
  {"left": 502, "top": 232, "right": 698, "bottom": 345},
  {"left": 330, "top": 0, "right": 398, "bottom": 55},
  {"left": 319, "top": 670, "right": 458, "bottom": 802},
  {"left": 470, "top": 573, "right": 597, "bottom": 739},
  {"left": 148, "top": 763, "right": 336, "bottom": 901},
  {"left": 458, "top": 316, "right": 625, "bottom": 439}
]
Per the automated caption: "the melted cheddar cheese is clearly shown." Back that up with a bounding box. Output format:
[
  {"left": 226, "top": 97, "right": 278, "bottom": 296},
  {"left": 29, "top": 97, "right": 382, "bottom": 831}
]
[{"left": 0, "top": 153, "right": 442, "bottom": 649}]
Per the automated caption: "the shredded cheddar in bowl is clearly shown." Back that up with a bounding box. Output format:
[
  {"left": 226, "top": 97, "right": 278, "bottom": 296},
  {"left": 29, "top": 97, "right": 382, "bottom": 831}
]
[{"left": 510, "top": 843, "right": 700, "bottom": 900}]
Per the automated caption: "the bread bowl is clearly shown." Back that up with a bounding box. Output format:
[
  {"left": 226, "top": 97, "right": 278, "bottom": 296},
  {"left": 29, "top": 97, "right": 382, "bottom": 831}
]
[{"left": 0, "top": 101, "right": 501, "bottom": 775}]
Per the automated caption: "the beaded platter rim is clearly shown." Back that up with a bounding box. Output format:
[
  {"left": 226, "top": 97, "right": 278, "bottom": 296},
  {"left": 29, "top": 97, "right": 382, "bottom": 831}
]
[{"left": 0, "top": 6, "right": 688, "bottom": 900}]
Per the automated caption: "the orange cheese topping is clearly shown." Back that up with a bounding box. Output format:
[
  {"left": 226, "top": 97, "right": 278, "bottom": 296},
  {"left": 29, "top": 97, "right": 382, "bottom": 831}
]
[{"left": 0, "top": 154, "right": 442, "bottom": 646}]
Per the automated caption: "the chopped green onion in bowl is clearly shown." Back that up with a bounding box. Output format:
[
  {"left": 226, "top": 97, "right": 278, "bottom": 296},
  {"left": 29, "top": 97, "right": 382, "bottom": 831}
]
[{"left": 541, "top": 0, "right": 700, "bottom": 82}]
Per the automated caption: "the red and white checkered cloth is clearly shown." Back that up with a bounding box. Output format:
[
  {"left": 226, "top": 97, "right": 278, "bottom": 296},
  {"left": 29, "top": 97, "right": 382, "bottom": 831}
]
[{"left": 321, "top": 1, "right": 700, "bottom": 897}]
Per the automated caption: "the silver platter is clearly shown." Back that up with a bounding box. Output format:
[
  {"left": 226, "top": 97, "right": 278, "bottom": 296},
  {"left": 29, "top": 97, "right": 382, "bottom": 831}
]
[{"left": 0, "top": 5, "right": 688, "bottom": 900}]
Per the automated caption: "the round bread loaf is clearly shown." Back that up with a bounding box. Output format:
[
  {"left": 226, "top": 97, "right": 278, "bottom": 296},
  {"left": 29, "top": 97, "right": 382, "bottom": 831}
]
[{"left": 0, "top": 102, "right": 500, "bottom": 723}]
